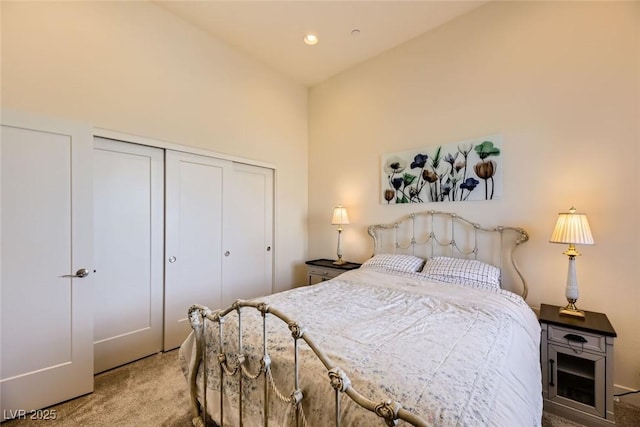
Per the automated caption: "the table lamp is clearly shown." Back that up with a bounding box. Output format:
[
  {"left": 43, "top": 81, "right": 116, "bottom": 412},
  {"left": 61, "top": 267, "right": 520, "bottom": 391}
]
[
  {"left": 549, "top": 207, "right": 594, "bottom": 318},
  {"left": 331, "top": 205, "right": 349, "bottom": 265}
]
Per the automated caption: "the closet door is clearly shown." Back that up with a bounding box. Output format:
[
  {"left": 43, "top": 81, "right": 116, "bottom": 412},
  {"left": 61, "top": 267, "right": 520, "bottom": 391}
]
[
  {"left": 1, "top": 112, "right": 93, "bottom": 418},
  {"left": 164, "top": 150, "right": 231, "bottom": 350},
  {"left": 93, "top": 138, "right": 164, "bottom": 373},
  {"left": 221, "top": 163, "right": 274, "bottom": 308}
]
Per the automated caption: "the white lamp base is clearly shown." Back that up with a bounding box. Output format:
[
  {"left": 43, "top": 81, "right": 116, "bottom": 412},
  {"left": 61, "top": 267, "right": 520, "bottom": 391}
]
[
  {"left": 334, "top": 228, "right": 345, "bottom": 265},
  {"left": 560, "top": 255, "right": 585, "bottom": 319}
]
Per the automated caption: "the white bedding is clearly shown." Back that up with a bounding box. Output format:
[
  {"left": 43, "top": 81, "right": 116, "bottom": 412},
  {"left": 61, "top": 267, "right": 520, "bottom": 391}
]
[{"left": 179, "top": 267, "right": 542, "bottom": 426}]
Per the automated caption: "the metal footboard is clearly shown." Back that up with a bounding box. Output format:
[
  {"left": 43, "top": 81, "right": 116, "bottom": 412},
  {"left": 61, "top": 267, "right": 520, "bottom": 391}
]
[{"left": 187, "top": 301, "right": 428, "bottom": 427}]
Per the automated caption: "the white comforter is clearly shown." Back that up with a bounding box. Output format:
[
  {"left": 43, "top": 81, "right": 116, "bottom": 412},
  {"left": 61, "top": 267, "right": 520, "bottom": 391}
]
[{"left": 179, "top": 267, "right": 542, "bottom": 426}]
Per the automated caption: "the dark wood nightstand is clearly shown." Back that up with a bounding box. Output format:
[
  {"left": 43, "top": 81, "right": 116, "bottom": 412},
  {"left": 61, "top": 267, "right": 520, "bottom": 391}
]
[
  {"left": 305, "top": 259, "right": 361, "bottom": 285},
  {"left": 539, "top": 303, "right": 617, "bottom": 426}
]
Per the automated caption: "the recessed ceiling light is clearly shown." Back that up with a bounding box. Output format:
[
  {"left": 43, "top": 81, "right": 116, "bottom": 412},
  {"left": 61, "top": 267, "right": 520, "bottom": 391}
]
[
  {"left": 351, "top": 29, "right": 360, "bottom": 37},
  {"left": 303, "top": 34, "right": 318, "bottom": 46}
]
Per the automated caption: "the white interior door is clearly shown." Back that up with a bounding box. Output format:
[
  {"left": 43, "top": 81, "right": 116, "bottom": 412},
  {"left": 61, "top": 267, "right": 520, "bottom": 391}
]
[
  {"left": 222, "top": 163, "right": 274, "bottom": 307},
  {"left": 93, "top": 138, "right": 164, "bottom": 373},
  {"left": 164, "top": 150, "right": 230, "bottom": 350},
  {"left": 1, "top": 111, "right": 93, "bottom": 419}
]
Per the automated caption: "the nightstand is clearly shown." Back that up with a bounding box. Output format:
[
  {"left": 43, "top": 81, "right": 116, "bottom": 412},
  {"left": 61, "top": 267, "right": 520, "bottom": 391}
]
[
  {"left": 539, "top": 303, "right": 617, "bottom": 426},
  {"left": 305, "top": 259, "right": 361, "bottom": 285}
]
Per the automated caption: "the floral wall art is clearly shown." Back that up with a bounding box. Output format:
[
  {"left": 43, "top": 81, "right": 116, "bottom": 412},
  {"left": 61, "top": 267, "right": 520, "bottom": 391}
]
[{"left": 381, "top": 135, "right": 503, "bottom": 204}]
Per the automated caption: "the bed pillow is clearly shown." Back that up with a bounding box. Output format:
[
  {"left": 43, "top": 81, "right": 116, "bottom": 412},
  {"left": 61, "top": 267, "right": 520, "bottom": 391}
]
[
  {"left": 361, "top": 254, "right": 425, "bottom": 273},
  {"left": 420, "top": 256, "right": 501, "bottom": 289}
]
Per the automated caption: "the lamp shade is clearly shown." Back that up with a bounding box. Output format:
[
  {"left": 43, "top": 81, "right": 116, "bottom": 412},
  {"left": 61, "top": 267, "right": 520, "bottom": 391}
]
[
  {"left": 549, "top": 207, "right": 594, "bottom": 245},
  {"left": 331, "top": 205, "right": 349, "bottom": 225}
]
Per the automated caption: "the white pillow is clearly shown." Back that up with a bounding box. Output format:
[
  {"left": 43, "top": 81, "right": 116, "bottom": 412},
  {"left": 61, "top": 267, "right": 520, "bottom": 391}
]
[
  {"left": 361, "top": 254, "right": 425, "bottom": 273},
  {"left": 420, "top": 256, "right": 501, "bottom": 289}
]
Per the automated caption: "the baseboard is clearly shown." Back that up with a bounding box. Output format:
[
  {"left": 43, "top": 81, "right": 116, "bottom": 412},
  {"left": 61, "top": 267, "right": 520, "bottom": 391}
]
[{"left": 614, "top": 384, "right": 640, "bottom": 407}]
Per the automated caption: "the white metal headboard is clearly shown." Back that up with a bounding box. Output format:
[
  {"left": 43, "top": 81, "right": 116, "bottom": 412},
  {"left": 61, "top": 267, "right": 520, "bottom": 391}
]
[{"left": 367, "top": 210, "right": 530, "bottom": 299}]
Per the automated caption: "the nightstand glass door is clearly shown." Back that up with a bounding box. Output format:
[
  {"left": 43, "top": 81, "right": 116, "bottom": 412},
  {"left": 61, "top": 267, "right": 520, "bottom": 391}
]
[{"left": 548, "top": 344, "right": 605, "bottom": 417}]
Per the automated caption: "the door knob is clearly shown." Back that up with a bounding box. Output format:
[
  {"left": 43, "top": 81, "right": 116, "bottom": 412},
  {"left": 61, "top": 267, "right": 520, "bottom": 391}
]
[{"left": 61, "top": 268, "right": 90, "bottom": 278}]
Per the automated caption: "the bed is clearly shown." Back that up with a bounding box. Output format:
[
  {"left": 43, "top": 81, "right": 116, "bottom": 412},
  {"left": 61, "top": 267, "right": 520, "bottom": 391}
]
[{"left": 179, "top": 210, "right": 542, "bottom": 426}]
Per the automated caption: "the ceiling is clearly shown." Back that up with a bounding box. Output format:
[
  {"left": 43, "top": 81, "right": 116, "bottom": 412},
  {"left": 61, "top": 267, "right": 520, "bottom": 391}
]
[{"left": 154, "top": 1, "right": 487, "bottom": 87}]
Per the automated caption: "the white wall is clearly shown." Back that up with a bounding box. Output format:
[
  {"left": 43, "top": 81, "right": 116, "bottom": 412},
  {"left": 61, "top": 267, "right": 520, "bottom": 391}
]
[
  {"left": 3, "top": 0, "right": 639, "bottom": 394},
  {"left": 309, "top": 1, "right": 640, "bottom": 389},
  {"left": 1, "top": 1, "right": 309, "bottom": 290}
]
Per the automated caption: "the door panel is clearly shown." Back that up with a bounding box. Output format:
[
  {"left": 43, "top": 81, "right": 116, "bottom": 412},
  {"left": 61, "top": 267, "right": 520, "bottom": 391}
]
[
  {"left": 164, "top": 150, "right": 230, "bottom": 350},
  {"left": 1, "top": 112, "right": 93, "bottom": 419},
  {"left": 93, "top": 138, "right": 164, "bottom": 373},
  {"left": 222, "top": 163, "right": 274, "bottom": 308},
  {"left": 548, "top": 343, "right": 605, "bottom": 417}
]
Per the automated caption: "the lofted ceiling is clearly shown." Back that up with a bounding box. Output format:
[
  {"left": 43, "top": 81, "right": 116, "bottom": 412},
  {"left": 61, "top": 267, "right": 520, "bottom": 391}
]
[{"left": 154, "top": 1, "right": 487, "bottom": 87}]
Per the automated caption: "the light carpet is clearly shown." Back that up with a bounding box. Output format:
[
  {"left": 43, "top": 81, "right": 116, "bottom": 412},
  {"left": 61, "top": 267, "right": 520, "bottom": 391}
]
[
  {"left": 2, "top": 350, "right": 636, "bottom": 426},
  {"left": 2, "top": 350, "right": 192, "bottom": 426}
]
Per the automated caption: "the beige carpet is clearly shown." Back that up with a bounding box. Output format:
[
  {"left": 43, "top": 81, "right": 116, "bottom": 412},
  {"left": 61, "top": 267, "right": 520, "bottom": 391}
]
[
  {"left": 2, "top": 350, "right": 192, "bottom": 426},
  {"left": 541, "top": 400, "right": 640, "bottom": 427},
  {"left": 614, "top": 399, "right": 640, "bottom": 427},
  {"left": 2, "top": 350, "right": 637, "bottom": 426}
]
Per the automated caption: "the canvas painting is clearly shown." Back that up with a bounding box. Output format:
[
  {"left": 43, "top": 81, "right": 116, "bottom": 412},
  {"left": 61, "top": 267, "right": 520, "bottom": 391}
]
[{"left": 381, "top": 135, "right": 503, "bottom": 204}]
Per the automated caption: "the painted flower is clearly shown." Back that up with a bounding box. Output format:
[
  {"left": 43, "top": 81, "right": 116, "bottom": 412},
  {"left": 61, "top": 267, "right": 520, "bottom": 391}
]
[
  {"left": 410, "top": 154, "right": 428, "bottom": 169},
  {"left": 474, "top": 159, "right": 497, "bottom": 200},
  {"left": 454, "top": 161, "right": 466, "bottom": 173},
  {"left": 474, "top": 160, "right": 496, "bottom": 179},
  {"left": 443, "top": 152, "right": 458, "bottom": 167},
  {"left": 449, "top": 169, "right": 463, "bottom": 185},
  {"left": 458, "top": 142, "right": 473, "bottom": 156},
  {"left": 441, "top": 183, "right": 452, "bottom": 197},
  {"left": 384, "top": 189, "right": 395, "bottom": 203},
  {"left": 422, "top": 169, "right": 438, "bottom": 183},
  {"left": 392, "top": 177, "right": 403, "bottom": 190},
  {"left": 474, "top": 141, "right": 500, "bottom": 160},
  {"left": 460, "top": 177, "right": 479, "bottom": 191},
  {"left": 384, "top": 156, "right": 407, "bottom": 174}
]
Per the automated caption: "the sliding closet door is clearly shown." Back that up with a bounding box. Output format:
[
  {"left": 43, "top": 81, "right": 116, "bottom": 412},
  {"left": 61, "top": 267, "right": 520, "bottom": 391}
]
[
  {"left": 221, "top": 163, "right": 274, "bottom": 307},
  {"left": 93, "top": 138, "right": 164, "bottom": 373},
  {"left": 1, "top": 112, "right": 93, "bottom": 419},
  {"left": 164, "top": 150, "right": 231, "bottom": 350}
]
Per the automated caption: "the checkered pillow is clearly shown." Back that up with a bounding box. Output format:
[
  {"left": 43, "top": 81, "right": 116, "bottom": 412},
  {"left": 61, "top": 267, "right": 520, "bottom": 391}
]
[
  {"left": 361, "top": 254, "right": 425, "bottom": 273},
  {"left": 420, "top": 256, "right": 501, "bottom": 289}
]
